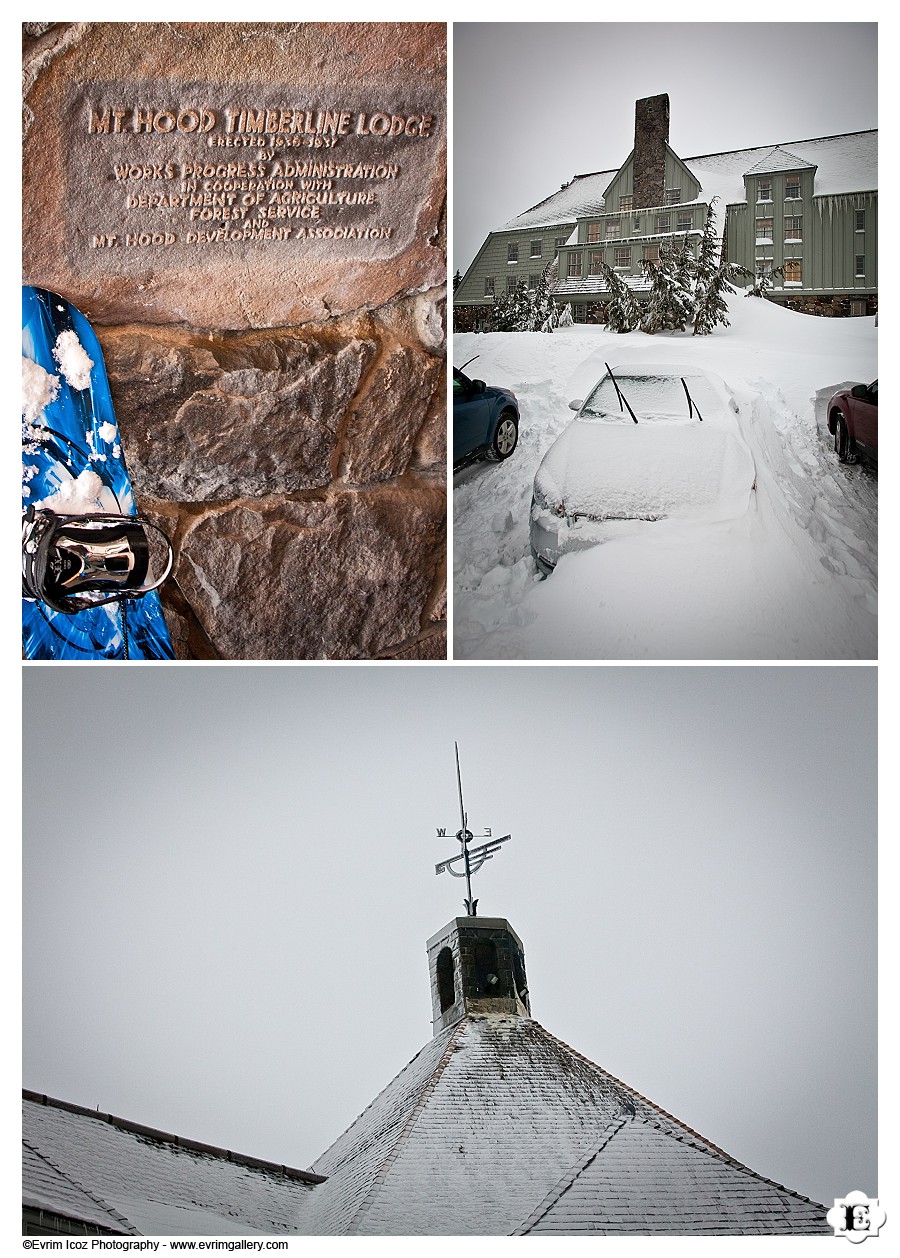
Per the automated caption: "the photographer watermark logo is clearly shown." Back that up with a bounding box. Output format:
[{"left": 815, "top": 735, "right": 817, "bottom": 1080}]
[{"left": 827, "top": 1192, "right": 886, "bottom": 1243}]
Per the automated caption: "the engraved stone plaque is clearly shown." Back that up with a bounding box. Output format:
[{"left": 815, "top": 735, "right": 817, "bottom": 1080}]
[
  {"left": 23, "top": 23, "right": 447, "bottom": 329},
  {"left": 69, "top": 83, "right": 440, "bottom": 272}
]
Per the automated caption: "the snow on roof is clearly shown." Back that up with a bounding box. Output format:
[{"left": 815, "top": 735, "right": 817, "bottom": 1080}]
[
  {"left": 295, "top": 1015, "right": 826, "bottom": 1236},
  {"left": 499, "top": 131, "right": 876, "bottom": 233},
  {"left": 23, "top": 1093, "right": 321, "bottom": 1236},
  {"left": 498, "top": 173, "right": 616, "bottom": 231},
  {"left": 744, "top": 146, "right": 817, "bottom": 176},
  {"left": 23, "top": 1141, "right": 138, "bottom": 1234},
  {"left": 516, "top": 1115, "right": 829, "bottom": 1236}
]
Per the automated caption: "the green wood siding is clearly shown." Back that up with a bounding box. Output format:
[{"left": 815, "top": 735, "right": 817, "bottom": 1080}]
[
  {"left": 727, "top": 171, "right": 877, "bottom": 295},
  {"left": 455, "top": 223, "right": 572, "bottom": 305}
]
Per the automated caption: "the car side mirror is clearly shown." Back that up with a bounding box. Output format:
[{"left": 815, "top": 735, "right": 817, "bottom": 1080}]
[
  {"left": 850, "top": 384, "right": 868, "bottom": 399},
  {"left": 472, "top": 379, "right": 487, "bottom": 393},
  {"left": 569, "top": 399, "right": 583, "bottom": 411}
]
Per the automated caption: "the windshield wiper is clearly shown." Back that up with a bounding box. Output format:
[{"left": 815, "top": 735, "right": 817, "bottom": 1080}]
[
  {"left": 681, "top": 377, "right": 704, "bottom": 421},
  {"left": 605, "top": 362, "right": 638, "bottom": 424}
]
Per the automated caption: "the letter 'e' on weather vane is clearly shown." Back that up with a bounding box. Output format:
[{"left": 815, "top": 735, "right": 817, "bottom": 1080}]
[{"left": 434, "top": 742, "right": 511, "bottom": 916}]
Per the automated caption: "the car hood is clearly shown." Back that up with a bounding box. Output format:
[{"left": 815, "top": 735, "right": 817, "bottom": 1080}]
[{"left": 534, "top": 417, "right": 755, "bottom": 523}]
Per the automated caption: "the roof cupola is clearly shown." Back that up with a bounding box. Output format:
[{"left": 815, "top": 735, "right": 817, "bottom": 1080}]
[{"left": 427, "top": 916, "right": 530, "bottom": 1034}]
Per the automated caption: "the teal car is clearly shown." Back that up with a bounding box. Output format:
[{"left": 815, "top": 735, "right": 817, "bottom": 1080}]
[{"left": 453, "top": 363, "right": 519, "bottom": 471}]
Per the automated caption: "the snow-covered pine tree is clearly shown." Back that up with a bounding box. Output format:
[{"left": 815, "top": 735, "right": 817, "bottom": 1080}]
[
  {"left": 531, "top": 262, "right": 559, "bottom": 333},
  {"left": 599, "top": 262, "right": 641, "bottom": 333},
  {"left": 745, "top": 264, "right": 785, "bottom": 298},
  {"left": 640, "top": 239, "right": 695, "bottom": 333},
  {"left": 488, "top": 281, "right": 530, "bottom": 331},
  {"left": 692, "top": 198, "right": 752, "bottom": 335},
  {"left": 556, "top": 303, "right": 575, "bottom": 328},
  {"left": 452, "top": 269, "right": 462, "bottom": 292},
  {"left": 540, "top": 303, "right": 561, "bottom": 333}
]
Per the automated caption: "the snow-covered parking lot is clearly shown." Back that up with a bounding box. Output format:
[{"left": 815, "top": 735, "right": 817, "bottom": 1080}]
[{"left": 453, "top": 295, "right": 876, "bottom": 660}]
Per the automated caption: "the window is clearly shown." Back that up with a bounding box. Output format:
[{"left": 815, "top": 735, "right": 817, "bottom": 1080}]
[
  {"left": 855, "top": 210, "right": 866, "bottom": 232},
  {"left": 507, "top": 242, "right": 518, "bottom": 263},
  {"left": 605, "top": 219, "right": 621, "bottom": 239},
  {"left": 436, "top": 947, "right": 455, "bottom": 1013},
  {"left": 676, "top": 211, "right": 692, "bottom": 233},
  {"left": 619, "top": 194, "right": 633, "bottom": 212},
  {"left": 555, "top": 236, "right": 568, "bottom": 249},
  {"left": 530, "top": 239, "right": 543, "bottom": 258},
  {"left": 655, "top": 213, "right": 671, "bottom": 233},
  {"left": 528, "top": 274, "right": 539, "bottom": 290},
  {"left": 855, "top": 255, "right": 866, "bottom": 278},
  {"left": 757, "top": 260, "right": 773, "bottom": 279},
  {"left": 784, "top": 216, "right": 802, "bottom": 240},
  {"left": 757, "top": 178, "right": 772, "bottom": 202},
  {"left": 756, "top": 217, "right": 773, "bottom": 242},
  {"left": 784, "top": 259, "right": 802, "bottom": 285},
  {"left": 785, "top": 177, "right": 801, "bottom": 199},
  {"left": 474, "top": 940, "right": 506, "bottom": 996},
  {"left": 586, "top": 222, "right": 602, "bottom": 243},
  {"left": 483, "top": 276, "right": 495, "bottom": 297},
  {"left": 664, "top": 187, "right": 682, "bottom": 204},
  {"left": 633, "top": 216, "right": 642, "bottom": 233},
  {"left": 851, "top": 300, "right": 867, "bottom": 316},
  {"left": 589, "top": 251, "right": 604, "bottom": 276},
  {"left": 643, "top": 244, "right": 660, "bottom": 263},
  {"left": 567, "top": 251, "right": 583, "bottom": 278},
  {"left": 506, "top": 276, "right": 517, "bottom": 294},
  {"left": 572, "top": 304, "right": 589, "bottom": 324},
  {"left": 614, "top": 246, "right": 631, "bottom": 268}
]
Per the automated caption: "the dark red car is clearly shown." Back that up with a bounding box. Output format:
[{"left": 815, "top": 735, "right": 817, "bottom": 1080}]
[{"left": 827, "top": 380, "right": 877, "bottom": 465}]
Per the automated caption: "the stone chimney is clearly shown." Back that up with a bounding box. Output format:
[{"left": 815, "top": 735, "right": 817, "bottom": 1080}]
[
  {"left": 427, "top": 917, "right": 531, "bottom": 1034},
  {"left": 632, "top": 93, "right": 670, "bottom": 209}
]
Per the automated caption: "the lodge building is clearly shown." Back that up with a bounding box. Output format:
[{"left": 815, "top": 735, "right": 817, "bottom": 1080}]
[{"left": 454, "top": 94, "right": 877, "bottom": 329}]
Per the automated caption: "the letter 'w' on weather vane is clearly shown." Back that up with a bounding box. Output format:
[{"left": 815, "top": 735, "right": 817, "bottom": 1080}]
[{"left": 434, "top": 742, "right": 511, "bottom": 917}]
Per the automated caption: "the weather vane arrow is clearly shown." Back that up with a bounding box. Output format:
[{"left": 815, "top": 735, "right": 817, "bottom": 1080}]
[{"left": 434, "top": 741, "right": 511, "bottom": 916}]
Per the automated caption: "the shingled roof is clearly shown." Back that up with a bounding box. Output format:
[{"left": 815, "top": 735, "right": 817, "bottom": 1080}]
[
  {"left": 22, "top": 1091, "right": 323, "bottom": 1236},
  {"left": 295, "top": 1011, "right": 828, "bottom": 1235},
  {"left": 499, "top": 130, "right": 877, "bottom": 233},
  {"left": 23, "top": 917, "right": 832, "bottom": 1237}
]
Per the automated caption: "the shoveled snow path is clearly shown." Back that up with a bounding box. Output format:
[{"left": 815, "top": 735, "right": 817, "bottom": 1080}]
[{"left": 453, "top": 297, "right": 876, "bottom": 660}]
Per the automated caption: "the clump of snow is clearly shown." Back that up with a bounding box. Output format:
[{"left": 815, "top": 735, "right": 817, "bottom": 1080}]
[
  {"left": 98, "top": 421, "right": 117, "bottom": 443},
  {"left": 33, "top": 468, "right": 118, "bottom": 514},
  {"left": 52, "top": 330, "right": 94, "bottom": 390},
  {"left": 22, "top": 355, "right": 59, "bottom": 423}
]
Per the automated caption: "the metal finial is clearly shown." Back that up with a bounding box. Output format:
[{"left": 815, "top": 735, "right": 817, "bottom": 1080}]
[{"left": 434, "top": 741, "right": 511, "bottom": 916}]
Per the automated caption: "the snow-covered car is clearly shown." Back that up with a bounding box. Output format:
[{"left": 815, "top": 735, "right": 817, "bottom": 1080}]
[
  {"left": 827, "top": 380, "right": 877, "bottom": 466},
  {"left": 530, "top": 364, "right": 755, "bottom": 575},
  {"left": 454, "top": 364, "right": 519, "bottom": 470}
]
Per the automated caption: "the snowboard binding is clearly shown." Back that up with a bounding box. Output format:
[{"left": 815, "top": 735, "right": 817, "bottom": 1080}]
[{"left": 22, "top": 507, "right": 174, "bottom": 615}]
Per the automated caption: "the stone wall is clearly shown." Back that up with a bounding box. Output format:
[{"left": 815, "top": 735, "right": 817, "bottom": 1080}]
[
  {"left": 773, "top": 293, "right": 877, "bottom": 318},
  {"left": 23, "top": 22, "right": 447, "bottom": 659}
]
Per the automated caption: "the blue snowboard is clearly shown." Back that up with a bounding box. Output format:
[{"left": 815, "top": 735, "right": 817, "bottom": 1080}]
[{"left": 22, "top": 286, "right": 174, "bottom": 659}]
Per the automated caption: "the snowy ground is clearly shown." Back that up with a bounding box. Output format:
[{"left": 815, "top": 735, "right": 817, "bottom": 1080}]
[{"left": 453, "top": 294, "right": 876, "bottom": 660}]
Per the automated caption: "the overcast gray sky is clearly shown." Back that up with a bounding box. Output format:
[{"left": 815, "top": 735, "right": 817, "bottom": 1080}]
[
  {"left": 454, "top": 22, "right": 878, "bottom": 274},
  {"left": 23, "top": 664, "right": 875, "bottom": 1215}
]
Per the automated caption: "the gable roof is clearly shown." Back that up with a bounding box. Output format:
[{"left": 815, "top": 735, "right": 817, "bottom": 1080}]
[
  {"left": 295, "top": 1015, "right": 827, "bottom": 1236},
  {"left": 23, "top": 1091, "right": 322, "bottom": 1236},
  {"left": 744, "top": 145, "right": 817, "bottom": 176},
  {"left": 498, "top": 130, "right": 877, "bottom": 234}
]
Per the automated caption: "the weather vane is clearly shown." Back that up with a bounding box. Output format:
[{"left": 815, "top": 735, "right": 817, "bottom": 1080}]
[{"left": 434, "top": 742, "right": 511, "bottom": 916}]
